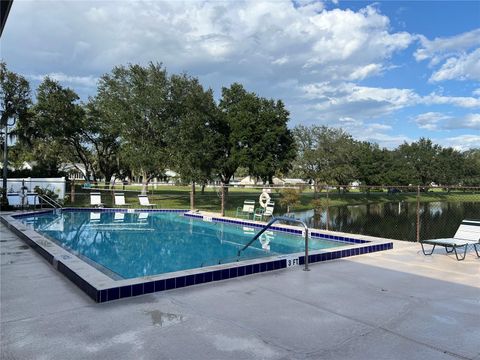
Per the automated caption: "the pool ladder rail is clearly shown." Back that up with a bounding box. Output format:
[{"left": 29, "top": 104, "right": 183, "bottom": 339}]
[
  {"left": 238, "top": 216, "right": 311, "bottom": 271},
  {"left": 38, "top": 194, "right": 63, "bottom": 212}
]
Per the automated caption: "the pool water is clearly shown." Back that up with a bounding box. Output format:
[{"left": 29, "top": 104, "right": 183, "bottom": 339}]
[{"left": 21, "top": 211, "right": 347, "bottom": 279}]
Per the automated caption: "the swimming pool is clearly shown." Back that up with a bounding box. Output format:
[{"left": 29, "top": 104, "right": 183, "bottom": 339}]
[
  {"left": 20, "top": 210, "right": 345, "bottom": 279},
  {"left": 2, "top": 209, "right": 393, "bottom": 302}
]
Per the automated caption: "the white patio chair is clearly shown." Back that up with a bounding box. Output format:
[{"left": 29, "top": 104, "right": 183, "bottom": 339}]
[
  {"left": 114, "top": 193, "right": 130, "bottom": 207},
  {"left": 138, "top": 195, "right": 157, "bottom": 208},
  {"left": 253, "top": 201, "right": 275, "bottom": 221},
  {"left": 421, "top": 219, "right": 480, "bottom": 261},
  {"left": 90, "top": 192, "right": 104, "bottom": 208},
  {"left": 236, "top": 200, "right": 255, "bottom": 219}
]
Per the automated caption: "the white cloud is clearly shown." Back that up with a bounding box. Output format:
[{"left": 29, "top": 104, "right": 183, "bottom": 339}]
[
  {"left": 453, "top": 113, "right": 480, "bottom": 130},
  {"left": 348, "top": 63, "right": 383, "bottom": 81},
  {"left": 302, "top": 82, "right": 418, "bottom": 111},
  {"left": 2, "top": 1, "right": 478, "bottom": 150},
  {"left": 429, "top": 48, "right": 480, "bottom": 82},
  {"left": 414, "top": 29, "right": 480, "bottom": 62},
  {"left": 272, "top": 56, "right": 289, "bottom": 66},
  {"left": 423, "top": 93, "right": 480, "bottom": 108},
  {"left": 414, "top": 112, "right": 480, "bottom": 131},
  {"left": 300, "top": 81, "right": 480, "bottom": 123},
  {"left": 415, "top": 29, "right": 480, "bottom": 82},
  {"left": 28, "top": 73, "right": 99, "bottom": 88},
  {"left": 413, "top": 112, "right": 451, "bottom": 130},
  {"left": 333, "top": 117, "right": 407, "bottom": 149},
  {"left": 3, "top": 1, "right": 414, "bottom": 84},
  {"left": 443, "top": 135, "right": 480, "bottom": 151}
]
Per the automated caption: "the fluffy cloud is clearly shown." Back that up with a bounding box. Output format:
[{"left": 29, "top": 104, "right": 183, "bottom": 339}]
[
  {"left": 413, "top": 112, "right": 451, "bottom": 130},
  {"left": 28, "top": 73, "right": 99, "bottom": 88},
  {"left": 414, "top": 29, "right": 480, "bottom": 82},
  {"left": 3, "top": 1, "right": 413, "bottom": 85},
  {"left": 300, "top": 81, "right": 480, "bottom": 122},
  {"left": 336, "top": 117, "right": 411, "bottom": 148},
  {"left": 2, "top": 1, "right": 478, "bottom": 149},
  {"left": 429, "top": 48, "right": 480, "bottom": 82},
  {"left": 414, "top": 29, "right": 480, "bottom": 62},
  {"left": 423, "top": 93, "right": 480, "bottom": 108},
  {"left": 443, "top": 135, "right": 480, "bottom": 151},
  {"left": 413, "top": 112, "right": 480, "bottom": 131},
  {"left": 454, "top": 113, "right": 480, "bottom": 130}
]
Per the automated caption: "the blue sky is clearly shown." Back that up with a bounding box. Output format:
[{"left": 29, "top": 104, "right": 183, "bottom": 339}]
[{"left": 1, "top": 0, "right": 479, "bottom": 150}]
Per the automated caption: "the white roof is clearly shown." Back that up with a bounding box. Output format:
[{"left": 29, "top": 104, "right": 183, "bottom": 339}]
[
  {"left": 165, "top": 170, "right": 179, "bottom": 177},
  {"left": 283, "top": 178, "right": 307, "bottom": 184}
]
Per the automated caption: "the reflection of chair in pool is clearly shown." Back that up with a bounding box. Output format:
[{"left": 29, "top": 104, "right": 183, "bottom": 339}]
[
  {"left": 259, "top": 231, "right": 274, "bottom": 251},
  {"left": 138, "top": 195, "right": 157, "bottom": 208},
  {"left": 236, "top": 200, "right": 255, "bottom": 219},
  {"left": 113, "top": 212, "right": 125, "bottom": 222},
  {"left": 89, "top": 212, "right": 101, "bottom": 223},
  {"left": 421, "top": 219, "right": 480, "bottom": 261},
  {"left": 138, "top": 212, "right": 149, "bottom": 223},
  {"left": 90, "top": 192, "right": 103, "bottom": 208},
  {"left": 242, "top": 226, "right": 255, "bottom": 236},
  {"left": 7, "top": 193, "right": 22, "bottom": 207},
  {"left": 114, "top": 193, "right": 130, "bottom": 207}
]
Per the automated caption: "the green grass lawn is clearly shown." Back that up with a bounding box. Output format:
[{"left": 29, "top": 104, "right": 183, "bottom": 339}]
[{"left": 65, "top": 184, "right": 479, "bottom": 218}]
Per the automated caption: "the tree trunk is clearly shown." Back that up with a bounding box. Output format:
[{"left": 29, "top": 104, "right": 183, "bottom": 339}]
[
  {"left": 141, "top": 175, "right": 152, "bottom": 195},
  {"left": 104, "top": 174, "right": 112, "bottom": 188}
]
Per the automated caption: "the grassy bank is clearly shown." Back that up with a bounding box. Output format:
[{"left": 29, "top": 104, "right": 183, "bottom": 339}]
[{"left": 65, "top": 185, "right": 479, "bottom": 217}]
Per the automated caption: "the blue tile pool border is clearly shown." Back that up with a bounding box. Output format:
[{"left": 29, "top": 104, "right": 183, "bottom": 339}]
[
  {"left": 184, "top": 212, "right": 369, "bottom": 244},
  {"left": 1, "top": 209, "right": 393, "bottom": 303}
]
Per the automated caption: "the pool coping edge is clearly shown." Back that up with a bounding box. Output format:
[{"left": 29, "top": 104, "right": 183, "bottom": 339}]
[{"left": 1, "top": 209, "right": 394, "bottom": 303}]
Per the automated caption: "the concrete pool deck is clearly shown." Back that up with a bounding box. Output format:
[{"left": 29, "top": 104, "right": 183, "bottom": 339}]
[{"left": 1, "top": 222, "right": 479, "bottom": 360}]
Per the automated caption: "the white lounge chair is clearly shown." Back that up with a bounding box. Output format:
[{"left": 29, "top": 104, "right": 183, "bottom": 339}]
[
  {"left": 421, "top": 219, "right": 480, "bottom": 261},
  {"left": 90, "top": 192, "right": 104, "bottom": 208},
  {"left": 114, "top": 193, "right": 130, "bottom": 207},
  {"left": 236, "top": 200, "right": 255, "bottom": 219},
  {"left": 138, "top": 195, "right": 157, "bottom": 208},
  {"left": 7, "top": 193, "right": 22, "bottom": 207},
  {"left": 254, "top": 201, "right": 275, "bottom": 221}
]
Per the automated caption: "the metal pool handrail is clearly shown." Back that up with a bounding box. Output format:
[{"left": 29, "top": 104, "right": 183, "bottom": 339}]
[
  {"left": 238, "top": 216, "right": 311, "bottom": 271},
  {"left": 39, "top": 194, "right": 63, "bottom": 209}
]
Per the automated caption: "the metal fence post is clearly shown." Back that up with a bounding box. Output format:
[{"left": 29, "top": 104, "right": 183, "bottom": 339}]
[
  {"left": 326, "top": 184, "right": 329, "bottom": 231},
  {"left": 190, "top": 182, "right": 195, "bottom": 210},
  {"left": 416, "top": 185, "right": 420, "bottom": 242},
  {"left": 221, "top": 184, "right": 225, "bottom": 217}
]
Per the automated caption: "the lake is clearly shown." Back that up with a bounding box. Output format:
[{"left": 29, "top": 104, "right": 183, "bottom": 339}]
[{"left": 290, "top": 201, "right": 480, "bottom": 241}]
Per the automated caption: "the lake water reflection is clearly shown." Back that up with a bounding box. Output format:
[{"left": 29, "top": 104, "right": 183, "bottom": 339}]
[{"left": 290, "top": 202, "right": 480, "bottom": 241}]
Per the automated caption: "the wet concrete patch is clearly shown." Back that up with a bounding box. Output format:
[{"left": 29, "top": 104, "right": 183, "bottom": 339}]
[{"left": 144, "top": 310, "right": 185, "bottom": 327}]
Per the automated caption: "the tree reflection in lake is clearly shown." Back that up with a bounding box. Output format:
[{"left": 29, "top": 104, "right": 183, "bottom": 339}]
[{"left": 290, "top": 202, "right": 480, "bottom": 241}]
